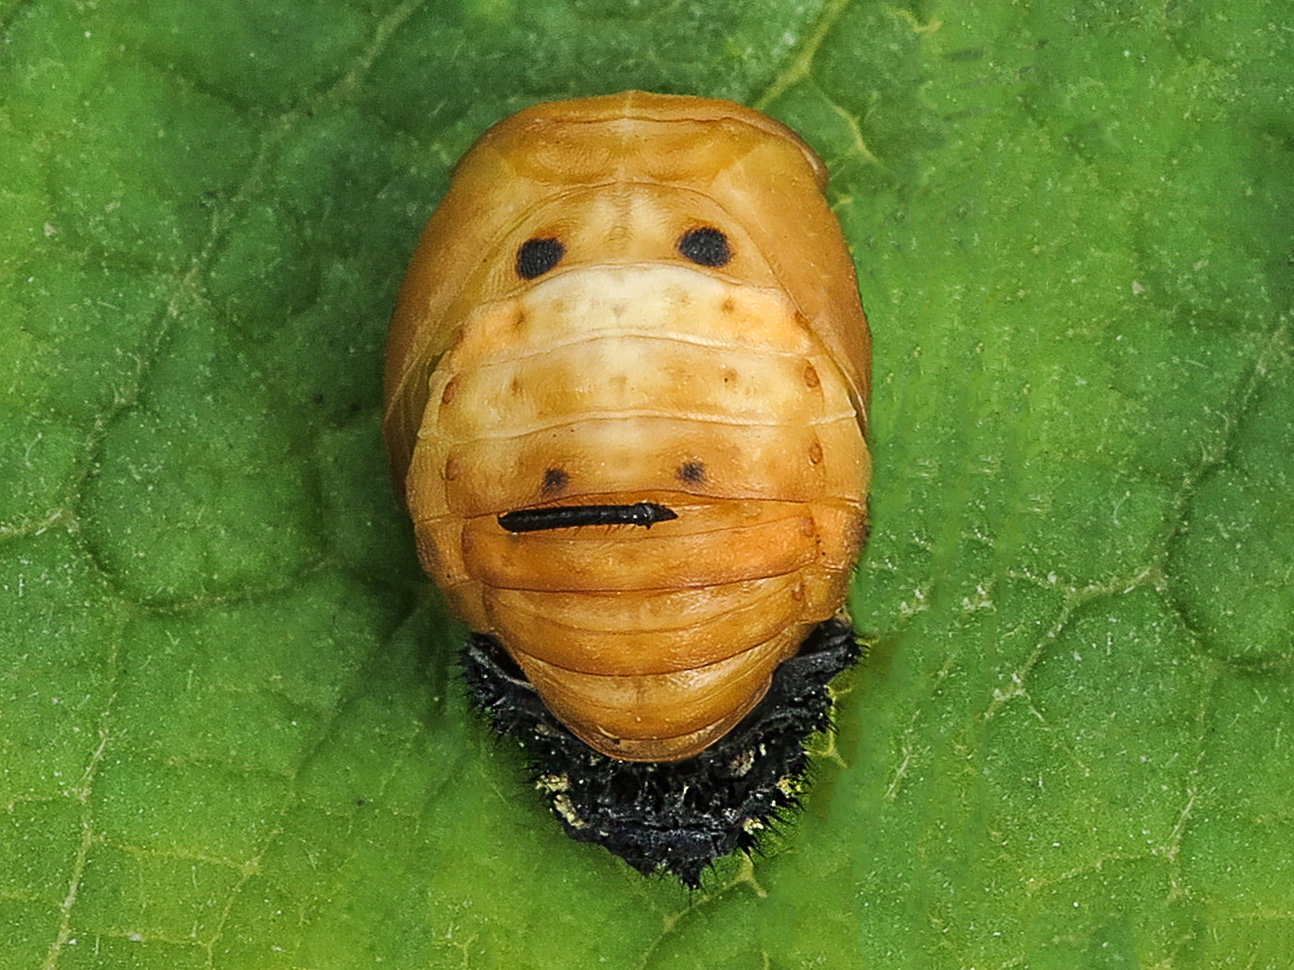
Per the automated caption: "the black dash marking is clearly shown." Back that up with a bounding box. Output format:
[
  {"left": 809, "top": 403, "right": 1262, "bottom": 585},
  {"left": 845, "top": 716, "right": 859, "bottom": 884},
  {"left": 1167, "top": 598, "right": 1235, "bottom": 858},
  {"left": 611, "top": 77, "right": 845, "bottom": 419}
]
[{"left": 498, "top": 502, "right": 678, "bottom": 534}]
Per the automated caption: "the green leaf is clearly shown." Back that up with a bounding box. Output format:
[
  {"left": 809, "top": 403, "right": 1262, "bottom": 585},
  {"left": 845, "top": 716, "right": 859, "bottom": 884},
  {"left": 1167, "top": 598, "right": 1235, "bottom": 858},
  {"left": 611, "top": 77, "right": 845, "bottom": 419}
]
[{"left": 2, "top": 0, "right": 1290, "bottom": 967}]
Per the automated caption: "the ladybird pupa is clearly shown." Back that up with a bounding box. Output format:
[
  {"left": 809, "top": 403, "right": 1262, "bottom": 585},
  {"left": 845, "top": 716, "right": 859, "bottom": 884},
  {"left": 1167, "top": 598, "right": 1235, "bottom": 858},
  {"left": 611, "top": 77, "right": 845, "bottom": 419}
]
[{"left": 383, "top": 90, "right": 872, "bottom": 885}]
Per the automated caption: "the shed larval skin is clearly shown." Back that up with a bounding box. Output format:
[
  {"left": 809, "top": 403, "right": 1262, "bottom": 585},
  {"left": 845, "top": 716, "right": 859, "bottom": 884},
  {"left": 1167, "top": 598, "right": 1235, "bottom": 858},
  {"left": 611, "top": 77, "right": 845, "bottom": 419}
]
[{"left": 384, "top": 91, "right": 872, "bottom": 762}]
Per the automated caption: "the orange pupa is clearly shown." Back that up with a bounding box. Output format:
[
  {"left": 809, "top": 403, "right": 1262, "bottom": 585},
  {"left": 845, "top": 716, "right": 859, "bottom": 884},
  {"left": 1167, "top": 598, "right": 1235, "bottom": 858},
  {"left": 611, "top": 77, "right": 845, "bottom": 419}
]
[{"left": 383, "top": 91, "right": 871, "bottom": 882}]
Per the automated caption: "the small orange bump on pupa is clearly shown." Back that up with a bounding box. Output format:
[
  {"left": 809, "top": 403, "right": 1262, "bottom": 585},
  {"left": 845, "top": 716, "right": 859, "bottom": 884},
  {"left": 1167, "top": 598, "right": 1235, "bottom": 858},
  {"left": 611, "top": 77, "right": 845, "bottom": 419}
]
[{"left": 382, "top": 91, "right": 873, "bottom": 886}]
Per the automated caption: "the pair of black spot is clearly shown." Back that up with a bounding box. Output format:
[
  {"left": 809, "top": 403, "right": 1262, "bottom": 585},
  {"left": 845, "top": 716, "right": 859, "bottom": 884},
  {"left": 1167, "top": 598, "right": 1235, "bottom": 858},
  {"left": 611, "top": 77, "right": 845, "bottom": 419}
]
[
  {"left": 542, "top": 462, "right": 704, "bottom": 494},
  {"left": 514, "top": 226, "right": 732, "bottom": 280},
  {"left": 504, "top": 461, "right": 705, "bottom": 534}
]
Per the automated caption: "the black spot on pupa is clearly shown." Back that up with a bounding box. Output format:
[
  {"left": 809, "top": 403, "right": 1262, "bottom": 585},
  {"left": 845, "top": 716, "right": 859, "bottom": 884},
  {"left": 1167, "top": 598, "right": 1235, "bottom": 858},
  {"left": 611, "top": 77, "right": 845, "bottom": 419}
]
[
  {"left": 516, "top": 237, "right": 565, "bottom": 279},
  {"left": 676, "top": 461, "right": 706, "bottom": 485},
  {"left": 677, "top": 227, "right": 731, "bottom": 267},
  {"left": 542, "top": 467, "right": 569, "bottom": 494}
]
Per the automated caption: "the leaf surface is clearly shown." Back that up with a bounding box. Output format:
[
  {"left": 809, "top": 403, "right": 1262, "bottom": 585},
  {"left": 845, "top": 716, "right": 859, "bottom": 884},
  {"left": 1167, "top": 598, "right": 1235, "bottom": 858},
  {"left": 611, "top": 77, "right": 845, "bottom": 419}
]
[{"left": 1, "top": 0, "right": 1291, "bottom": 967}]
